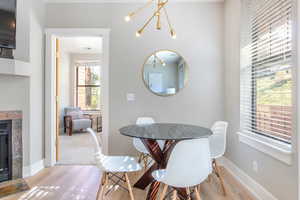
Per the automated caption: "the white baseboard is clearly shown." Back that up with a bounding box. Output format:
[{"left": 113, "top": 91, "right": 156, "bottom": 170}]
[
  {"left": 218, "top": 156, "right": 278, "bottom": 200},
  {"left": 23, "top": 159, "right": 45, "bottom": 178}
]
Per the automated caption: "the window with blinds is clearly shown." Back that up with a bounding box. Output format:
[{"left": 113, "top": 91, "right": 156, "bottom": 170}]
[{"left": 240, "top": 0, "right": 293, "bottom": 144}]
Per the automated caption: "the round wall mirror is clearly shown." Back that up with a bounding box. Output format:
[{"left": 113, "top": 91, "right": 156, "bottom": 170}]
[{"left": 142, "top": 50, "right": 188, "bottom": 96}]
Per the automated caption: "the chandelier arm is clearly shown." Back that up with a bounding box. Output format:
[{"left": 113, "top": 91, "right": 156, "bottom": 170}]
[
  {"left": 156, "top": 0, "right": 161, "bottom": 30},
  {"left": 163, "top": 5, "right": 176, "bottom": 38},
  {"left": 138, "top": 1, "right": 167, "bottom": 34},
  {"left": 156, "top": 14, "right": 161, "bottom": 30},
  {"left": 129, "top": 0, "right": 155, "bottom": 17},
  {"left": 163, "top": 6, "right": 173, "bottom": 31}
]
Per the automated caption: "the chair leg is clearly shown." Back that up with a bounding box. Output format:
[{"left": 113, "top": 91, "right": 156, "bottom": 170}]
[
  {"left": 186, "top": 187, "right": 191, "bottom": 200},
  {"left": 69, "top": 126, "right": 73, "bottom": 136},
  {"left": 105, "top": 172, "right": 109, "bottom": 185},
  {"left": 138, "top": 153, "right": 148, "bottom": 169},
  {"left": 214, "top": 159, "right": 226, "bottom": 196},
  {"left": 195, "top": 186, "right": 202, "bottom": 200},
  {"left": 143, "top": 154, "right": 149, "bottom": 169},
  {"left": 138, "top": 153, "right": 143, "bottom": 163},
  {"left": 207, "top": 174, "right": 212, "bottom": 183},
  {"left": 159, "top": 184, "right": 168, "bottom": 200},
  {"left": 96, "top": 178, "right": 102, "bottom": 200},
  {"left": 97, "top": 172, "right": 107, "bottom": 200},
  {"left": 125, "top": 173, "right": 135, "bottom": 200},
  {"left": 172, "top": 190, "right": 177, "bottom": 200}
]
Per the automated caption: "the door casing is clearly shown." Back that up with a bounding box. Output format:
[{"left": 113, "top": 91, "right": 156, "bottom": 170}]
[{"left": 45, "top": 28, "right": 110, "bottom": 167}]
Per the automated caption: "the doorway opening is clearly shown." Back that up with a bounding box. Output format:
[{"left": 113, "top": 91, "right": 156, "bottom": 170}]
[
  {"left": 45, "top": 29, "right": 110, "bottom": 167},
  {"left": 56, "top": 36, "right": 102, "bottom": 165}
]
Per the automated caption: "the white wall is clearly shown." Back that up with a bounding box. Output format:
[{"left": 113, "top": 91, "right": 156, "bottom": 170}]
[
  {"left": 46, "top": 2, "right": 225, "bottom": 155},
  {"left": 0, "top": 0, "right": 32, "bottom": 168},
  {"left": 224, "top": 0, "right": 298, "bottom": 199},
  {"left": 0, "top": 75, "right": 30, "bottom": 166},
  {"left": 14, "top": 0, "right": 30, "bottom": 62},
  {"left": 294, "top": 1, "right": 300, "bottom": 200},
  {"left": 29, "top": 0, "right": 46, "bottom": 166},
  {"left": 0, "top": 0, "right": 45, "bottom": 168}
]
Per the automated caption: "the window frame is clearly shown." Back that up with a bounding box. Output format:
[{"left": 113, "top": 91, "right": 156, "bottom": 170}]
[
  {"left": 250, "top": 27, "right": 292, "bottom": 145},
  {"left": 75, "top": 65, "right": 101, "bottom": 111},
  {"left": 246, "top": 0, "right": 293, "bottom": 145},
  {"left": 250, "top": 69, "right": 292, "bottom": 144},
  {"left": 238, "top": 0, "right": 294, "bottom": 165}
]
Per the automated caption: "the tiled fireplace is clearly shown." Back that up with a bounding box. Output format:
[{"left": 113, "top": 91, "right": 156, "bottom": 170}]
[
  {"left": 0, "top": 111, "right": 23, "bottom": 182},
  {"left": 0, "top": 111, "right": 28, "bottom": 198},
  {"left": 0, "top": 120, "right": 12, "bottom": 182}
]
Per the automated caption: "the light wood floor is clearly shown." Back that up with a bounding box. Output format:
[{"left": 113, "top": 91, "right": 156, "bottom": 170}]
[{"left": 1, "top": 165, "right": 256, "bottom": 200}]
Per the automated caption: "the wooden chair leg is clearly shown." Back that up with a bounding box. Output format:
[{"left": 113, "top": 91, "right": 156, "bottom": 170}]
[
  {"left": 105, "top": 172, "right": 109, "bottom": 185},
  {"left": 97, "top": 172, "right": 107, "bottom": 200},
  {"left": 68, "top": 120, "right": 73, "bottom": 136},
  {"left": 96, "top": 179, "right": 102, "bottom": 200},
  {"left": 172, "top": 190, "right": 177, "bottom": 200},
  {"left": 69, "top": 126, "right": 73, "bottom": 136},
  {"left": 159, "top": 184, "right": 168, "bottom": 200},
  {"left": 143, "top": 154, "right": 148, "bottom": 169},
  {"left": 138, "top": 153, "right": 143, "bottom": 163},
  {"left": 186, "top": 187, "right": 191, "bottom": 200},
  {"left": 125, "top": 173, "right": 135, "bottom": 200},
  {"left": 212, "top": 159, "right": 216, "bottom": 172},
  {"left": 214, "top": 160, "right": 226, "bottom": 196},
  {"left": 195, "top": 186, "right": 202, "bottom": 200},
  {"left": 207, "top": 174, "right": 212, "bottom": 183}
]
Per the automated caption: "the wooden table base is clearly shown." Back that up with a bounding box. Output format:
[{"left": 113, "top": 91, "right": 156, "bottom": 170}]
[{"left": 133, "top": 139, "right": 188, "bottom": 200}]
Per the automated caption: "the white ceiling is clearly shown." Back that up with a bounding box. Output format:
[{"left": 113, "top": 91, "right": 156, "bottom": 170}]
[
  {"left": 60, "top": 36, "right": 103, "bottom": 54},
  {"left": 45, "top": 0, "right": 223, "bottom": 3}
]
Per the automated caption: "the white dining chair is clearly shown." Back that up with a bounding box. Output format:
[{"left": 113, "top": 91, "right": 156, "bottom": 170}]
[
  {"left": 87, "top": 128, "right": 142, "bottom": 200},
  {"left": 209, "top": 121, "right": 228, "bottom": 195},
  {"left": 152, "top": 138, "right": 212, "bottom": 200},
  {"left": 133, "top": 117, "right": 164, "bottom": 168}
]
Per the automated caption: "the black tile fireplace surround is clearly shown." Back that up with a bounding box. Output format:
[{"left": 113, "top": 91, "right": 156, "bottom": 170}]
[{"left": 0, "top": 120, "right": 12, "bottom": 183}]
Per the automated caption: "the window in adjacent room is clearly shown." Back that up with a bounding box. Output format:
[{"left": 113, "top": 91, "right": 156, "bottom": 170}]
[
  {"left": 76, "top": 62, "right": 101, "bottom": 111},
  {"left": 240, "top": 0, "right": 293, "bottom": 144}
]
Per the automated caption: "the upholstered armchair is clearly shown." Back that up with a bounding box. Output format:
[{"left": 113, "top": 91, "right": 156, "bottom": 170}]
[{"left": 64, "top": 107, "right": 92, "bottom": 136}]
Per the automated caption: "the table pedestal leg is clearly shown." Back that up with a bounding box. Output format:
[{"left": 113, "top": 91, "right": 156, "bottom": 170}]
[
  {"left": 134, "top": 163, "right": 158, "bottom": 189},
  {"left": 134, "top": 139, "right": 188, "bottom": 200},
  {"left": 146, "top": 181, "right": 161, "bottom": 200}
]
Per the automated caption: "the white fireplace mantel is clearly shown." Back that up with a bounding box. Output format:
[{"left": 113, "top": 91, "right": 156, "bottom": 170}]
[{"left": 0, "top": 58, "right": 30, "bottom": 77}]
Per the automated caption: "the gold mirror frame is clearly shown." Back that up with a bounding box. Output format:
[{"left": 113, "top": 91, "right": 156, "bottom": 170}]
[{"left": 142, "top": 49, "right": 189, "bottom": 97}]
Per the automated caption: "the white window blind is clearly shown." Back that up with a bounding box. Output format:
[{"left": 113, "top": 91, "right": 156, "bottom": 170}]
[{"left": 240, "top": 0, "right": 293, "bottom": 143}]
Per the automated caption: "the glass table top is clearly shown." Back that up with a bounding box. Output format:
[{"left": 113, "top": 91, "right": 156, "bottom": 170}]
[{"left": 119, "top": 123, "right": 212, "bottom": 140}]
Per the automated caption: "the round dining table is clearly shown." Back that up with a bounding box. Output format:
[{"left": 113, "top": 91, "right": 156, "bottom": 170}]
[{"left": 119, "top": 123, "right": 212, "bottom": 200}]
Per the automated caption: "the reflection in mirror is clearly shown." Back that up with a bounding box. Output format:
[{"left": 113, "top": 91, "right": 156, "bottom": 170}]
[{"left": 143, "top": 50, "right": 188, "bottom": 96}]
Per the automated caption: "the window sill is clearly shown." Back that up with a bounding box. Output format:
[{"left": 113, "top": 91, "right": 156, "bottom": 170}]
[{"left": 237, "top": 131, "right": 292, "bottom": 165}]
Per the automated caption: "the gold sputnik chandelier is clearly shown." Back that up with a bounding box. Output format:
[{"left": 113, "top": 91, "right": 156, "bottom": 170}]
[{"left": 124, "top": 0, "right": 176, "bottom": 39}]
